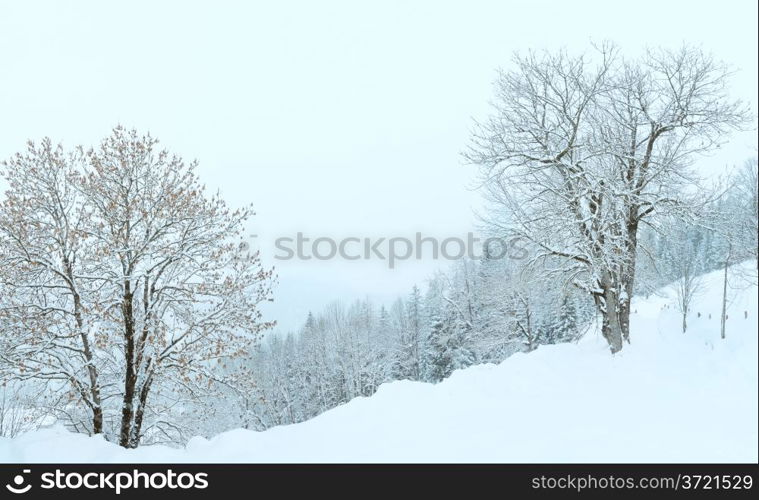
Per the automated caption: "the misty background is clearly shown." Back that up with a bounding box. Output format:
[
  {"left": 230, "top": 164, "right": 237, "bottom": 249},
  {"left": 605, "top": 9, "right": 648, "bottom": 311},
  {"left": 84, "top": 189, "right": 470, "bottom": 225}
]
[{"left": 1, "top": 0, "right": 756, "bottom": 331}]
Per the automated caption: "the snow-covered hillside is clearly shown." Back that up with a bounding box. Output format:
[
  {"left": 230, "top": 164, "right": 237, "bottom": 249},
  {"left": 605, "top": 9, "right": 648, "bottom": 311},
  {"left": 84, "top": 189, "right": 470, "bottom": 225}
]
[{"left": 1, "top": 264, "right": 756, "bottom": 463}]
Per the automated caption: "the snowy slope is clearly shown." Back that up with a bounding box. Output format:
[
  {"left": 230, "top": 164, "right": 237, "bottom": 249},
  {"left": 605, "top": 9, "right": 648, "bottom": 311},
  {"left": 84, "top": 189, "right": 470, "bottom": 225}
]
[{"left": 1, "top": 263, "right": 756, "bottom": 463}]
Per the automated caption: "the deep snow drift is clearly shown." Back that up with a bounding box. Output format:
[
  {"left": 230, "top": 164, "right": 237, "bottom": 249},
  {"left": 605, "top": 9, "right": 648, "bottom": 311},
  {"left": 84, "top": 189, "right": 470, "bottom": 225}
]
[{"left": 1, "top": 264, "right": 756, "bottom": 462}]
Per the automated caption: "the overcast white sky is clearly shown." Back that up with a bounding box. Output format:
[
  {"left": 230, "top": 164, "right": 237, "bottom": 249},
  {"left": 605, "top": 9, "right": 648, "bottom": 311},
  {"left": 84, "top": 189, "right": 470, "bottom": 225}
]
[{"left": 1, "top": 0, "right": 756, "bottom": 331}]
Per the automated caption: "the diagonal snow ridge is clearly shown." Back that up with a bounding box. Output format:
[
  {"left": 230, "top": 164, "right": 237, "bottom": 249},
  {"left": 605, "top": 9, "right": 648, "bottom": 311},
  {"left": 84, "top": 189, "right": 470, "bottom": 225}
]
[{"left": 1, "top": 262, "right": 756, "bottom": 463}]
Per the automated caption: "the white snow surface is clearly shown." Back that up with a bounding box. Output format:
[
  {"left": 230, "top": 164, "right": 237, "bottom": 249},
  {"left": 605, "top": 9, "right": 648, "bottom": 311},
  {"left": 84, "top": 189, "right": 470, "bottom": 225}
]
[{"left": 1, "top": 264, "right": 757, "bottom": 462}]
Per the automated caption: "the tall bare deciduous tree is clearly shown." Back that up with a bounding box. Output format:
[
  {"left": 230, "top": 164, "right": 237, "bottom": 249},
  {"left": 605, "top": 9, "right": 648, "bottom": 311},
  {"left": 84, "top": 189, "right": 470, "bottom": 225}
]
[
  {"left": 465, "top": 44, "right": 748, "bottom": 352},
  {"left": 0, "top": 127, "right": 275, "bottom": 447}
]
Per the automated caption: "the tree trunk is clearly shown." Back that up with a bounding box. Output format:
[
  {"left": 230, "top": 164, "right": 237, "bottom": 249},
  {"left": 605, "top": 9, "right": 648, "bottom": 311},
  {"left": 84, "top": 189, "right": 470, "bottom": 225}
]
[
  {"left": 598, "top": 275, "right": 624, "bottom": 354},
  {"left": 601, "top": 307, "right": 624, "bottom": 354},
  {"left": 129, "top": 369, "right": 153, "bottom": 448},
  {"left": 620, "top": 218, "right": 638, "bottom": 344},
  {"left": 619, "top": 292, "right": 632, "bottom": 343},
  {"left": 617, "top": 298, "right": 631, "bottom": 347},
  {"left": 119, "top": 286, "right": 137, "bottom": 448},
  {"left": 66, "top": 259, "right": 104, "bottom": 435},
  {"left": 78, "top": 320, "right": 104, "bottom": 435}
]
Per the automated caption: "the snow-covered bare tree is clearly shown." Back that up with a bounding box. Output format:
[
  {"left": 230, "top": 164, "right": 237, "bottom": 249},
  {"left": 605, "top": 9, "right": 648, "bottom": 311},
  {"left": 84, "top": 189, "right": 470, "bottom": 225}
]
[
  {"left": 0, "top": 128, "right": 275, "bottom": 447},
  {"left": 0, "top": 139, "right": 108, "bottom": 435},
  {"left": 664, "top": 223, "right": 706, "bottom": 333},
  {"left": 82, "top": 127, "right": 275, "bottom": 447},
  {"left": 466, "top": 44, "right": 748, "bottom": 352}
]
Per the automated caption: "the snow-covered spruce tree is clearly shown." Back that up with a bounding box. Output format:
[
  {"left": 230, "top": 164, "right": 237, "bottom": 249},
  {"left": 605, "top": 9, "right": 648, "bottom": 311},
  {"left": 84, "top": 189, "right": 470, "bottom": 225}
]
[
  {"left": 423, "top": 305, "right": 475, "bottom": 383},
  {"left": 550, "top": 294, "right": 579, "bottom": 343},
  {"left": 465, "top": 44, "right": 748, "bottom": 353},
  {"left": 0, "top": 128, "right": 275, "bottom": 447},
  {"left": 423, "top": 311, "right": 452, "bottom": 383},
  {"left": 421, "top": 274, "right": 447, "bottom": 380},
  {"left": 404, "top": 286, "right": 424, "bottom": 381},
  {"left": 389, "top": 287, "right": 425, "bottom": 381},
  {"left": 421, "top": 268, "right": 474, "bottom": 382}
]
